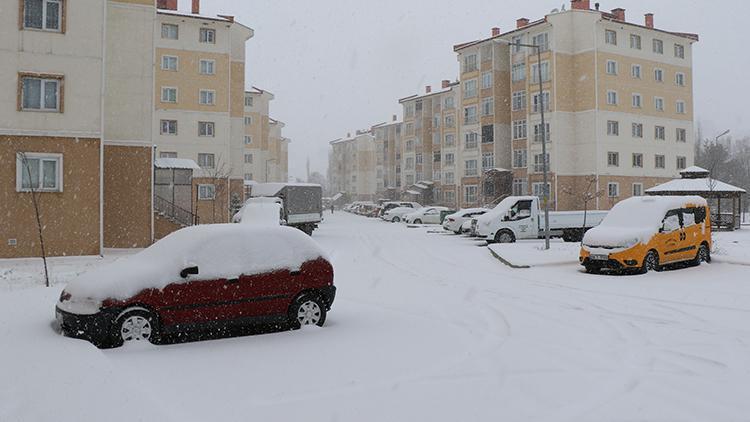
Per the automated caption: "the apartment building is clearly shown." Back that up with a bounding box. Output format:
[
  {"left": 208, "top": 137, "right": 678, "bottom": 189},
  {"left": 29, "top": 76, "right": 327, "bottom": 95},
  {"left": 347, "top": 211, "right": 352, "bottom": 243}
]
[
  {"left": 371, "top": 116, "right": 403, "bottom": 199},
  {"left": 328, "top": 131, "right": 377, "bottom": 201},
  {"left": 453, "top": 0, "right": 698, "bottom": 210},
  {"left": 268, "top": 118, "right": 290, "bottom": 183},
  {"left": 242, "top": 87, "right": 289, "bottom": 184},
  {"left": 1, "top": 0, "right": 155, "bottom": 259},
  {"left": 399, "top": 81, "right": 461, "bottom": 207}
]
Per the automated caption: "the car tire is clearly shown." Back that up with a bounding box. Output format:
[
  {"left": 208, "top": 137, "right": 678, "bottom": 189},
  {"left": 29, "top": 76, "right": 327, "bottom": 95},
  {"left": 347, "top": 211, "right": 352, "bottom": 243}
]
[
  {"left": 641, "top": 250, "right": 660, "bottom": 274},
  {"left": 289, "top": 293, "right": 327, "bottom": 329},
  {"left": 494, "top": 230, "right": 515, "bottom": 244},
  {"left": 693, "top": 243, "right": 711, "bottom": 266},
  {"left": 392, "top": 217, "right": 400, "bottom": 223},
  {"left": 414, "top": 219, "right": 422, "bottom": 224},
  {"left": 112, "top": 309, "right": 160, "bottom": 348}
]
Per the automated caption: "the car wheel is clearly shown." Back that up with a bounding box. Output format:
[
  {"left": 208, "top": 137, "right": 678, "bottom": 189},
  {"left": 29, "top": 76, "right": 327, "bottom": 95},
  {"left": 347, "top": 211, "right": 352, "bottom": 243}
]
[
  {"left": 642, "top": 250, "right": 660, "bottom": 273},
  {"left": 694, "top": 243, "right": 711, "bottom": 265},
  {"left": 494, "top": 230, "right": 515, "bottom": 243},
  {"left": 585, "top": 265, "right": 601, "bottom": 274},
  {"left": 414, "top": 219, "right": 422, "bottom": 224},
  {"left": 392, "top": 217, "right": 400, "bottom": 223},
  {"left": 114, "top": 309, "right": 159, "bottom": 347},
  {"left": 289, "top": 294, "right": 327, "bottom": 329}
]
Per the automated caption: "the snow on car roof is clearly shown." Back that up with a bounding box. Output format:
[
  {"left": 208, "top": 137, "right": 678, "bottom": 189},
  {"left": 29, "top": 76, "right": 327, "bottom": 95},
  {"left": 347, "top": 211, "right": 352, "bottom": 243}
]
[
  {"left": 64, "top": 225, "right": 327, "bottom": 302},
  {"left": 234, "top": 202, "right": 282, "bottom": 226}
]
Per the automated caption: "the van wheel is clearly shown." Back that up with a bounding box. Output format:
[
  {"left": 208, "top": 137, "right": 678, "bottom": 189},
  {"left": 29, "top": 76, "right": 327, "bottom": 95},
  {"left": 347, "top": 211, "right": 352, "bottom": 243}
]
[
  {"left": 494, "top": 230, "right": 515, "bottom": 244},
  {"left": 694, "top": 244, "right": 711, "bottom": 265},
  {"left": 642, "top": 251, "right": 660, "bottom": 273},
  {"left": 289, "top": 293, "right": 327, "bottom": 329}
]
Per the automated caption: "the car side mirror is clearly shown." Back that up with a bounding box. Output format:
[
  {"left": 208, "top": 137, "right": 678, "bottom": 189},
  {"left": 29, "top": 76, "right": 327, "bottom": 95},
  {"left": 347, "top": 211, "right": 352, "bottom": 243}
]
[{"left": 180, "top": 266, "right": 199, "bottom": 278}]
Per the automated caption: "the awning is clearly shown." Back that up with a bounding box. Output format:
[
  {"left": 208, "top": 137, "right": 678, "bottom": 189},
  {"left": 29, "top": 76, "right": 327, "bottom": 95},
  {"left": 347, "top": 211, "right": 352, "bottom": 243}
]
[{"left": 406, "top": 190, "right": 421, "bottom": 195}]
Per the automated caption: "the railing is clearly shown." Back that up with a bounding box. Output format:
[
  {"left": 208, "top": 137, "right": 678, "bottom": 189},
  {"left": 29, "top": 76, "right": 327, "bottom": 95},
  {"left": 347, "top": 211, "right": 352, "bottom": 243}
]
[{"left": 154, "top": 195, "right": 199, "bottom": 227}]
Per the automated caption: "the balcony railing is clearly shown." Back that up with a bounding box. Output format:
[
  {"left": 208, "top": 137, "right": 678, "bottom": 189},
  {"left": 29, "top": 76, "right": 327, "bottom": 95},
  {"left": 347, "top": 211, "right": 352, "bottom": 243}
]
[{"left": 154, "top": 195, "right": 199, "bottom": 227}]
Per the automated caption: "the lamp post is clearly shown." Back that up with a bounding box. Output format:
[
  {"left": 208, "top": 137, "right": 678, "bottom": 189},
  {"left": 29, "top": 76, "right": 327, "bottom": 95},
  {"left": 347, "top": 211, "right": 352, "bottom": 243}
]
[
  {"left": 265, "top": 158, "right": 277, "bottom": 182},
  {"left": 495, "top": 38, "right": 551, "bottom": 249}
]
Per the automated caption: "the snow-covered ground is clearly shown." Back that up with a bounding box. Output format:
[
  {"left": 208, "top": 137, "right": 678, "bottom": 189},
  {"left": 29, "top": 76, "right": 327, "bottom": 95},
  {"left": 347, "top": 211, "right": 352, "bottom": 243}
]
[{"left": 2, "top": 213, "right": 750, "bottom": 421}]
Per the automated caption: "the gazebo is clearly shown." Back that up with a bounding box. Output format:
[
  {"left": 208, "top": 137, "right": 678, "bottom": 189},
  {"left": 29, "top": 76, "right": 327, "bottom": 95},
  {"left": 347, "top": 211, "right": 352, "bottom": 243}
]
[{"left": 645, "top": 166, "right": 746, "bottom": 230}]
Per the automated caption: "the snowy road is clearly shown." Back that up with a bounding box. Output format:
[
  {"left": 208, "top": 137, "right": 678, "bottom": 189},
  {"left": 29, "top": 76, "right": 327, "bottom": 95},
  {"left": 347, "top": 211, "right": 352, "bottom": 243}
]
[{"left": 2, "top": 212, "right": 750, "bottom": 421}]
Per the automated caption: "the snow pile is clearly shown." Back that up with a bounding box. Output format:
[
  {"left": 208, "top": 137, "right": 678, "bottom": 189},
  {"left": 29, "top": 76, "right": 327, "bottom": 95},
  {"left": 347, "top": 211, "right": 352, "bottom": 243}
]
[
  {"left": 235, "top": 202, "right": 283, "bottom": 226},
  {"left": 583, "top": 196, "right": 708, "bottom": 248},
  {"left": 63, "top": 225, "right": 327, "bottom": 303}
]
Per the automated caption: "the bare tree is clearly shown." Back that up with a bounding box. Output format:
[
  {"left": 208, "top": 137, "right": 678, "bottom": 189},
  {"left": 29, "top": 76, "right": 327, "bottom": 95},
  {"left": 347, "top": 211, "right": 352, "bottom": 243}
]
[
  {"left": 198, "top": 156, "right": 233, "bottom": 224},
  {"left": 561, "top": 175, "right": 604, "bottom": 242},
  {"left": 17, "top": 152, "right": 50, "bottom": 287}
]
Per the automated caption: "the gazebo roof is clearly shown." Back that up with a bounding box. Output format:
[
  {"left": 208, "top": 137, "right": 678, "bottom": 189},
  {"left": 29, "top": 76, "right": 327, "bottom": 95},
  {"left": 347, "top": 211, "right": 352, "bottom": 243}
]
[
  {"left": 154, "top": 158, "right": 200, "bottom": 171},
  {"left": 646, "top": 177, "right": 746, "bottom": 194}
]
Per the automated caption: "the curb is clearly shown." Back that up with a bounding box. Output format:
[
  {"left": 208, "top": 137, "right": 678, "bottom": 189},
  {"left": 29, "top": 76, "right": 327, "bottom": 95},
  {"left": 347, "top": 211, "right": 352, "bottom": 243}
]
[{"left": 488, "top": 247, "right": 530, "bottom": 269}]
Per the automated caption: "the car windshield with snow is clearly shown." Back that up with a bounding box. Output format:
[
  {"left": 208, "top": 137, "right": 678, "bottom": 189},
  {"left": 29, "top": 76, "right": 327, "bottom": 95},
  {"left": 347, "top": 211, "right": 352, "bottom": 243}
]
[
  {"left": 56, "top": 225, "right": 336, "bottom": 348},
  {"left": 581, "top": 196, "right": 712, "bottom": 274}
]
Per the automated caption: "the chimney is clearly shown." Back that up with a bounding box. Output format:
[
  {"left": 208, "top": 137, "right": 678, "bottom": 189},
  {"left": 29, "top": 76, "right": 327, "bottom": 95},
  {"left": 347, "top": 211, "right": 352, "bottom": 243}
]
[
  {"left": 157, "top": 0, "right": 177, "bottom": 10},
  {"left": 516, "top": 18, "right": 529, "bottom": 29},
  {"left": 571, "top": 0, "right": 590, "bottom": 10},
  {"left": 218, "top": 14, "right": 235, "bottom": 22},
  {"left": 491, "top": 27, "right": 501, "bottom": 37},
  {"left": 595, "top": 2, "right": 600, "bottom": 10},
  {"left": 611, "top": 8, "right": 625, "bottom": 21},
  {"left": 392, "top": 115, "right": 397, "bottom": 122},
  {"left": 425, "top": 86, "right": 432, "bottom": 94},
  {"left": 192, "top": 0, "right": 200, "bottom": 14},
  {"left": 645, "top": 13, "right": 654, "bottom": 28},
  {"left": 442, "top": 79, "right": 450, "bottom": 89}
]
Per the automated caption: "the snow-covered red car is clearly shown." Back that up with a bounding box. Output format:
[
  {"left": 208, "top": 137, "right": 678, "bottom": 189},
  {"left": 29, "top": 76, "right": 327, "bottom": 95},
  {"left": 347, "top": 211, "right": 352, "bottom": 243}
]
[{"left": 55, "top": 225, "right": 336, "bottom": 348}]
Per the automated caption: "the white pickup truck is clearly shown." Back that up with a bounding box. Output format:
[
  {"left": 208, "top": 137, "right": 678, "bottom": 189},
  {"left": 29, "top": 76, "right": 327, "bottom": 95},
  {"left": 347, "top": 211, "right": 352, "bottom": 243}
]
[{"left": 476, "top": 196, "right": 608, "bottom": 243}]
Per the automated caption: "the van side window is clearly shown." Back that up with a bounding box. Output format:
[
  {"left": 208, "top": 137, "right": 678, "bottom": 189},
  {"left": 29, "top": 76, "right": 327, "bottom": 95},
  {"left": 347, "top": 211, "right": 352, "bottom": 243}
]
[
  {"left": 662, "top": 209, "right": 682, "bottom": 232},
  {"left": 694, "top": 207, "right": 706, "bottom": 224},
  {"left": 682, "top": 209, "right": 696, "bottom": 227},
  {"left": 509, "top": 200, "right": 533, "bottom": 221}
]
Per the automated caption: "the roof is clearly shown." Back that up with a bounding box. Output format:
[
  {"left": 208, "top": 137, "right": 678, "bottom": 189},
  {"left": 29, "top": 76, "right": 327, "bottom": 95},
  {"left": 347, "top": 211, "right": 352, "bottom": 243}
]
[
  {"left": 646, "top": 178, "right": 746, "bottom": 194},
  {"left": 154, "top": 158, "right": 200, "bottom": 170},
  {"left": 157, "top": 9, "right": 234, "bottom": 23},
  {"left": 250, "top": 182, "right": 321, "bottom": 197},
  {"left": 680, "top": 166, "right": 710, "bottom": 174},
  {"left": 399, "top": 82, "right": 459, "bottom": 103},
  {"left": 405, "top": 190, "right": 421, "bottom": 195},
  {"left": 330, "top": 132, "right": 373, "bottom": 145},
  {"left": 372, "top": 120, "right": 402, "bottom": 129}
]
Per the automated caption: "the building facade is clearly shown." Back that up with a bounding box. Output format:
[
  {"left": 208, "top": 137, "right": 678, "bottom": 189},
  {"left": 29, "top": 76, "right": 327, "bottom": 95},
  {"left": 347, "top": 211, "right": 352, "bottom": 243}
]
[
  {"left": 371, "top": 117, "right": 403, "bottom": 200},
  {"left": 241, "top": 88, "right": 290, "bottom": 184},
  {"left": 328, "top": 132, "right": 377, "bottom": 201}
]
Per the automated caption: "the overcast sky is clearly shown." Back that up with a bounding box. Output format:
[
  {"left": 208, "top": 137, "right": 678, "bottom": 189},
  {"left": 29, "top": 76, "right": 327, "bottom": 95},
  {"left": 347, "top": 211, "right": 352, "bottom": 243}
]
[{"left": 190, "top": 0, "right": 750, "bottom": 181}]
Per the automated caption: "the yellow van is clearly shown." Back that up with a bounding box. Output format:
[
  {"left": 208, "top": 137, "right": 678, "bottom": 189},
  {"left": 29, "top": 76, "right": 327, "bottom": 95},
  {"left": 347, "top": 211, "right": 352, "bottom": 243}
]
[{"left": 580, "top": 196, "right": 711, "bottom": 274}]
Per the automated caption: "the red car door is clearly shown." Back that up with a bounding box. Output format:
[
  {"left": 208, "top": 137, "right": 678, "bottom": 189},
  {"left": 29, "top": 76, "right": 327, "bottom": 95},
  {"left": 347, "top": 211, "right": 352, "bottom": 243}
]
[
  {"left": 151, "top": 276, "right": 246, "bottom": 327},
  {"left": 236, "top": 268, "right": 304, "bottom": 319}
]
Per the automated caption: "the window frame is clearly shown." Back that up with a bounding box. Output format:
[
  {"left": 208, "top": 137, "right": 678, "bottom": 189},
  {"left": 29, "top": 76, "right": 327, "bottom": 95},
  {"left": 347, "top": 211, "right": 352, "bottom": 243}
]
[
  {"left": 199, "top": 28, "right": 216, "bottom": 44},
  {"left": 605, "top": 29, "right": 617, "bottom": 46},
  {"left": 160, "top": 119, "right": 178, "bottom": 135},
  {"left": 21, "top": 0, "right": 65, "bottom": 33},
  {"left": 161, "top": 86, "right": 178, "bottom": 104},
  {"left": 161, "top": 55, "right": 178, "bottom": 71},
  {"left": 607, "top": 182, "right": 620, "bottom": 198},
  {"left": 607, "top": 151, "right": 620, "bottom": 167},
  {"left": 199, "top": 89, "right": 216, "bottom": 106},
  {"left": 18, "top": 72, "right": 63, "bottom": 112},
  {"left": 632, "top": 153, "right": 643, "bottom": 168},
  {"left": 161, "top": 23, "right": 179, "bottom": 40},
  {"left": 633, "top": 183, "right": 644, "bottom": 197},
  {"left": 199, "top": 59, "right": 216, "bottom": 75},
  {"left": 629, "top": 34, "right": 641, "bottom": 50},
  {"left": 198, "top": 121, "right": 215, "bottom": 137},
  {"left": 632, "top": 122, "right": 644, "bottom": 138},
  {"left": 15, "top": 152, "right": 63, "bottom": 193},
  {"left": 607, "top": 120, "right": 620, "bottom": 136},
  {"left": 198, "top": 184, "right": 216, "bottom": 200},
  {"left": 197, "top": 153, "right": 215, "bottom": 169}
]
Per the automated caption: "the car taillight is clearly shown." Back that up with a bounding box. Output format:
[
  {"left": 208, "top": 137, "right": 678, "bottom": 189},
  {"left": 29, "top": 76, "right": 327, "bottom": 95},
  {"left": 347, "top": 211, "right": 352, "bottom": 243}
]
[
  {"left": 448, "top": 218, "right": 455, "bottom": 222},
  {"left": 59, "top": 291, "right": 71, "bottom": 302}
]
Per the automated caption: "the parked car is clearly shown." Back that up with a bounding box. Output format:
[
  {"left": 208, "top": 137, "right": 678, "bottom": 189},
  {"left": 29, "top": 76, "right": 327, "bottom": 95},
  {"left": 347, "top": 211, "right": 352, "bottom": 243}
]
[
  {"left": 476, "top": 196, "right": 608, "bottom": 243},
  {"left": 56, "top": 225, "right": 336, "bottom": 348},
  {"left": 404, "top": 206, "right": 452, "bottom": 225},
  {"left": 580, "top": 196, "right": 711, "bottom": 274},
  {"left": 232, "top": 197, "right": 284, "bottom": 226},
  {"left": 443, "top": 208, "right": 489, "bottom": 234},
  {"left": 382, "top": 206, "right": 418, "bottom": 223},
  {"left": 379, "top": 201, "right": 422, "bottom": 217}
]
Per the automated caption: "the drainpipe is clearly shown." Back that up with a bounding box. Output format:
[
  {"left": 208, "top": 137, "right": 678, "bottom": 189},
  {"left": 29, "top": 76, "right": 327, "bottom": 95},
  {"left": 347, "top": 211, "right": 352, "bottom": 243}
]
[{"left": 99, "top": 0, "right": 108, "bottom": 257}]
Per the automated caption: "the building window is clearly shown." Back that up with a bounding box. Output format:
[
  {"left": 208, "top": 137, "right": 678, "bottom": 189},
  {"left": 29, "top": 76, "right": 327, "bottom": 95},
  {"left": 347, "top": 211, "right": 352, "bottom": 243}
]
[
  {"left": 198, "top": 121, "right": 215, "bottom": 137},
  {"left": 607, "top": 120, "right": 619, "bottom": 136},
  {"left": 511, "top": 35, "right": 524, "bottom": 53},
  {"left": 161, "top": 55, "right": 178, "bottom": 71},
  {"left": 464, "top": 185, "right": 478, "bottom": 204},
  {"left": 199, "top": 28, "right": 216, "bottom": 44},
  {"left": 16, "top": 153, "right": 62, "bottom": 192},
  {"left": 654, "top": 97, "right": 664, "bottom": 112},
  {"left": 161, "top": 87, "right": 177, "bottom": 103},
  {"left": 433, "top": 152, "right": 441, "bottom": 162},
  {"left": 676, "top": 100, "right": 686, "bottom": 114},
  {"left": 445, "top": 172, "right": 455, "bottom": 185},
  {"left": 654, "top": 68, "right": 664, "bottom": 82},
  {"left": 512, "top": 149, "right": 527, "bottom": 168},
  {"left": 674, "top": 44, "right": 685, "bottom": 59},
  {"left": 631, "top": 64, "right": 641, "bottom": 79},
  {"left": 243, "top": 135, "right": 252, "bottom": 145},
  {"left": 513, "top": 178, "right": 528, "bottom": 196},
  {"left": 482, "top": 98, "right": 494, "bottom": 116},
  {"left": 512, "top": 62, "right": 526, "bottom": 82},
  {"left": 199, "top": 89, "right": 215, "bottom": 105},
  {"left": 445, "top": 115, "right": 455, "bottom": 128},
  {"left": 481, "top": 125, "right": 494, "bottom": 144},
  {"left": 632, "top": 123, "right": 643, "bottom": 138},
  {"left": 633, "top": 183, "right": 643, "bottom": 196},
  {"left": 533, "top": 122, "right": 550, "bottom": 143},
  {"left": 512, "top": 91, "right": 526, "bottom": 111},
  {"left": 532, "top": 182, "right": 550, "bottom": 198},
  {"left": 244, "top": 153, "right": 253, "bottom": 164},
  {"left": 605, "top": 30, "right": 617, "bottom": 45},
  {"left": 245, "top": 96, "right": 253, "bottom": 107},
  {"left": 532, "top": 32, "right": 549, "bottom": 51},
  {"left": 23, "top": 0, "right": 63, "bottom": 32},
  {"left": 198, "top": 153, "right": 215, "bottom": 169},
  {"left": 632, "top": 93, "right": 642, "bottom": 108},
  {"left": 632, "top": 153, "right": 643, "bottom": 168},
  {"left": 160, "top": 119, "right": 177, "bottom": 135},
  {"left": 630, "top": 34, "right": 641, "bottom": 49},
  {"left": 464, "top": 106, "right": 478, "bottom": 125},
  {"left": 160, "top": 152, "right": 177, "bottom": 158},
  {"left": 465, "top": 160, "right": 478, "bottom": 176},
  {"left": 415, "top": 153, "right": 423, "bottom": 165},
  {"left": 433, "top": 170, "right": 441, "bottom": 182},
  {"left": 677, "top": 156, "right": 687, "bottom": 170},
  {"left": 465, "top": 132, "right": 478, "bottom": 149},
  {"left": 405, "top": 140, "right": 414, "bottom": 151},
  {"left": 463, "top": 54, "right": 478, "bottom": 73},
  {"left": 533, "top": 153, "right": 549, "bottom": 173},
  {"left": 20, "top": 74, "right": 62, "bottom": 112},
  {"left": 444, "top": 96, "right": 455, "bottom": 109},
  {"left": 531, "top": 61, "right": 550, "bottom": 83},
  {"left": 655, "top": 154, "right": 665, "bottom": 169},
  {"left": 481, "top": 71, "right": 493, "bottom": 89},
  {"left": 161, "top": 23, "right": 178, "bottom": 40},
  {"left": 244, "top": 116, "right": 252, "bottom": 125},
  {"left": 244, "top": 173, "right": 253, "bottom": 181},
  {"left": 531, "top": 92, "right": 550, "bottom": 113},
  {"left": 512, "top": 120, "right": 527, "bottom": 140},
  {"left": 198, "top": 184, "right": 215, "bottom": 200},
  {"left": 405, "top": 157, "right": 414, "bottom": 170},
  {"left": 676, "top": 72, "right": 686, "bottom": 86},
  {"left": 606, "top": 60, "right": 618, "bottom": 75},
  {"left": 482, "top": 153, "right": 494, "bottom": 170},
  {"left": 606, "top": 90, "right": 618, "bottom": 105},
  {"left": 655, "top": 125, "right": 666, "bottom": 140},
  {"left": 444, "top": 153, "right": 455, "bottom": 166},
  {"left": 607, "top": 182, "right": 620, "bottom": 198},
  {"left": 445, "top": 134, "right": 455, "bottom": 147},
  {"left": 463, "top": 79, "right": 478, "bottom": 99},
  {"left": 607, "top": 151, "right": 619, "bottom": 167},
  {"left": 200, "top": 59, "right": 215, "bottom": 75},
  {"left": 653, "top": 39, "right": 664, "bottom": 54},
  {"left": 676, "top": 128, "right": 687, "bottom": 143}
]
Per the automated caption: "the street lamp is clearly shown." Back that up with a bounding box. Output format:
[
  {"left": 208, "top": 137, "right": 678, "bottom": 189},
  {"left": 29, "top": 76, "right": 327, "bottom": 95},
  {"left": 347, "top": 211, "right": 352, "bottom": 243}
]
[
  {"left": 265, "top": 158, "right": 277, "bottom": 182},
  {"left": 495, "top": 38, "right": 551, "bottom": 250}
]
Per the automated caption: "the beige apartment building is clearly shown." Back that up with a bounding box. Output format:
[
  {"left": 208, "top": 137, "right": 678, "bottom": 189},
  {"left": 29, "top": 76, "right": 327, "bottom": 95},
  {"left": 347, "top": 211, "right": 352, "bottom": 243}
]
[
  {"left": 371, "top": 117, "right": 403, "bottom": 199},
  {"left": 242, "top": 88, "right": 290, "bottom": 184},
  {"left": 453, "top": 0, "right": 698, "bottom": 210},
  {"left": 328, "top": 131, "right": 377, "bottom": 201},
  {"left": 1, "top": 0, "right": 155, "bottom": 259}
]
